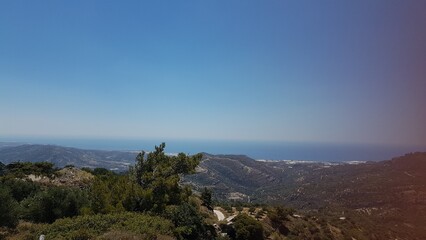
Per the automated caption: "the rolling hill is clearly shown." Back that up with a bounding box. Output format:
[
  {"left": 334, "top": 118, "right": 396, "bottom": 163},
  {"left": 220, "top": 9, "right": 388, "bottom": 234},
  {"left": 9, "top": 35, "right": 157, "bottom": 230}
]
[
  {"left": 0, "top": 144, "right": 136, "bottom": 171},
  {"left": 185, "top": 152, "right": 426, "bottom": 239}
]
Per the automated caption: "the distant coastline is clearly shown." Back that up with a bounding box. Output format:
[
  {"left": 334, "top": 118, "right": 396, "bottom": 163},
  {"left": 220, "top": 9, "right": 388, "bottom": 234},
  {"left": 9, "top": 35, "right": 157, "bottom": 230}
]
[{"left": 1, "top": 137, "right": 425, "bottom": 162}]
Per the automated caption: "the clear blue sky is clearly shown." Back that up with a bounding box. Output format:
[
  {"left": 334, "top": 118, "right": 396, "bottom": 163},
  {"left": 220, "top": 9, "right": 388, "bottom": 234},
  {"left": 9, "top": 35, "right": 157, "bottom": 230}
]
[{"left": 1, "top": 0, "right": 425, "bottom": 146}]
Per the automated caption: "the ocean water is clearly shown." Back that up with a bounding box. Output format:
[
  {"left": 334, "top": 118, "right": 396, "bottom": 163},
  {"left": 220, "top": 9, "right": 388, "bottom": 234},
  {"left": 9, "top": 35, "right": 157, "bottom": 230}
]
[{"left": 2, "top": 137, "right": 425, "bottom": 162}]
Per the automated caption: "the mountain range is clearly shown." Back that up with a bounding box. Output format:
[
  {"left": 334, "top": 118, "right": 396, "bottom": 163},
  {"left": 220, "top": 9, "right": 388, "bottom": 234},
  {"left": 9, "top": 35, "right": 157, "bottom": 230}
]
[
  {"left": 0, "top": 143, "right": 136, "bottom": 171},
  {"left": 1, "top": 143, "right": 425, "bottom": 238}
]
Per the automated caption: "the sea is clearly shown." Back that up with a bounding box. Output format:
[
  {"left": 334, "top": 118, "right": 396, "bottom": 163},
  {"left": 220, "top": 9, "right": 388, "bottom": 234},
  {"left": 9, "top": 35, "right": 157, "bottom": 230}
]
[{"left": 1, "top": 137, "right": 425, "bottom": 162}]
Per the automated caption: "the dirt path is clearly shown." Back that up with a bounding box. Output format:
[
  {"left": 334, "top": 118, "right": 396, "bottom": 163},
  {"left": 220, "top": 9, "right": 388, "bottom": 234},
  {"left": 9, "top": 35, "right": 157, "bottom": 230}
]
[{"left": 213, "top": 209, "right": 225, "bottom": 221}]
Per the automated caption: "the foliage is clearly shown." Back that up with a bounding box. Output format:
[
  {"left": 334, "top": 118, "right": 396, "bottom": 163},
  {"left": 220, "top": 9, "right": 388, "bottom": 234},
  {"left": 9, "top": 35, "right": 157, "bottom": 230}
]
[
  {"left": 83, "top": 167, "right": 117, "bottom": 177},
  {"left": 1, "top": 143, "right": 217, "bottom": 240},
  {"left": 165, "top": 202, "right": 213, "bottom": 240},
  {"left": 39, "top": 212, "right": 173, "bottom": 239},
  {"left": 233, "top": 214, "right": 264, "bottom": 240},
  {"left": 5, "top": 162, "right": 55, "bottom": 177},
  {"left": 269, "top": 206, "right": 295, "bottom": 225},
  {"left": 0, "top": 185, "right": 19, "bottom": 228},
  {"left": 129, "top": 143, "right": 202, "bottom": 212},
  {"left": 0, "top": 177, "right": 40, "bottom": 202},
  {"left": 86, "top": 173, "right": 150, "bottom": 214},
  {"left": 0, "top": 161, "right": 5, "bottom": 176},
  {"left": 20, "top": 187, "right": 89, "bottom": 223},
  {"left": 88, "top": 178, "right": 114, "bottom": 214},
  {"left": 249, "top": 207, "right": 256, "bottom": 213},
  {"left": 201, "top": 187, "right": 213, "bottom": 210}
]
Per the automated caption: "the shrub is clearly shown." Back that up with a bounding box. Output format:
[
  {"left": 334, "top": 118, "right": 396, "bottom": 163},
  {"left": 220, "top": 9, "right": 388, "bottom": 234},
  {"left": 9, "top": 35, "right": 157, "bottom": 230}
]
[
  {"left": 269, "top": 206, "right": 295, "bottom": 225},
  {"left": 233, "top": 214, "right": 264, "bottom": 240},
  {"left": 0, "top": 186, "right": 19, "bottom": 228},
  {"left": 0, "top": 177, "right": 40, "bottom": 202},
  {"left": 166, "top": 203, "right": 210, "bottom": 240},
  {"left": 39, "top": 212, "right": 173, "bottom": 239},
  {"left": 201, "top": 187, "right": 213, "bottom": 210},
  {"left": 20, "top": 187, "right": 88, "bottom": 223}
]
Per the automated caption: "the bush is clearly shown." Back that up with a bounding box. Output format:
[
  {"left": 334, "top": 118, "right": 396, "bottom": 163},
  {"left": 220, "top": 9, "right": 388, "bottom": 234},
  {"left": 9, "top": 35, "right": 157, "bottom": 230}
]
[
  {"left": 269, "top": 206, "right": 295, "bottom": 225},
  {"left": 201, "top": 187, "right": 213, "bottom": 210},
  {"left": 166, "top": 203, "right": 211, "bottom": 240},
  {"left": 0, "top": 186, "right": 19, "bottom": 228},
  {"left": 6, "top": 162, "right": 55, "bottom": 177},
  {"left": 20, "top": 187, "right": 88, "bottom": 223},
  {"left": 0, "top": 177, "right": 40, "bottom": 202},
  {"left": 249, "top": 207, "right": 256, "bottom": 214},
  {"left": 40, "top": 212, "right": 173, "bottom": 239},
  {"left": 233, "top": 214, "right": 264, "bottom": 240}
]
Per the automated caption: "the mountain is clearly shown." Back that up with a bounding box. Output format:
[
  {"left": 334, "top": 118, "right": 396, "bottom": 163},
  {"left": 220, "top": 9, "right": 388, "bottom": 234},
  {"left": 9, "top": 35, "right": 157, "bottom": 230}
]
[
  {"left": 185, "top": 152, "right": 426, "bottom": 239},
  {"left": 0, "top": 142, "right": 25, "bottom": 149},
  {"left": 185, "top": 153, "right": 338, "bottom": 202},
  {"left": 0, "top": 144, "right": 137, "bottom": 171}
]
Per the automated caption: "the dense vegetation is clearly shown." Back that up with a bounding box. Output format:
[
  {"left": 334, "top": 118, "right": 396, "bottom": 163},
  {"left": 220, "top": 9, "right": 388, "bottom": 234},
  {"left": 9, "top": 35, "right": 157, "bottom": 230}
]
[
  {"left": 3, "top": 144, "right": 423, "bottom": 239},
  {"left": 0, "top": 144, "right": 211, "bottom": 239},
  {"left": 0, "top": 143, "right": 272, "bottom": 239}
]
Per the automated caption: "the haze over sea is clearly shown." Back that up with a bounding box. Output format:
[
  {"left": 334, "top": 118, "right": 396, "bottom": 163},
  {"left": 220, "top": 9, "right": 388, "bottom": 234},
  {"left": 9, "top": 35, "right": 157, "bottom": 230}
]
[{"left": 2, "top": 137, "right": 425, "bottom": 162}]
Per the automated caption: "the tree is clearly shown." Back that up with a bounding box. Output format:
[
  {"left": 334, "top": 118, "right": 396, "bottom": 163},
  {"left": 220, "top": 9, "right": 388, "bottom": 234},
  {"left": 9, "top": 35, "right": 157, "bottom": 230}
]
[
  {"left": 167, "top": 203, "right": 214, "bottom": 240},
  {"left": 0, "top": 161, "right": 5, "bottom": 176},
  {"left": 21, "top": 187, "right": 88, "bottom": 223},
  {"left": 201, "top": 187, "right": 213, "bottom": 210},
  {"left": 269, "top": 206, "right": 294, "bottom": 224},
  {"left": 0, "top": 186, "right": 18, "bottom": 228},
  {"left": 233, "top": 214, "right": 264, "bottom": 240},
  {"left": 1, "top": 177, "right": 40, "bottom": 202},
  {"left": 268, "top": 206, "right": 294, "bottom": 235},
  {"left": 89, "top": 178, "right": 113, "bottom": 214},
  {"left": 129, "top": 143, "right": 202, "bottom": 212},
  {"left": 5, "top": 161, "right": 55, "bottom": 177}
]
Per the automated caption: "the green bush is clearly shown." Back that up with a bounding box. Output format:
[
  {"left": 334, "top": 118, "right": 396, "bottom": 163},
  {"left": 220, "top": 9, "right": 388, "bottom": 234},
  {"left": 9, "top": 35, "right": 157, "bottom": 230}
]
[
  {"left": 0, "top": 177, "right": 40, "bottom": 202},
  {"left": 39, "top": 212, "right": 173, "bottom": 239},
  {"left": 166, "top": 203, "right": 211, "bottom": 240},
  {"left": 0, "top": 186, "right": 19, "bottom": 228},
  {"left": 268, "top": 206, "right": 295, "bottom": 225},
  {"left": 201, "top": 187, "right": 213, "bottom": 210},
  {"left": 20, "top": 187, "right": 89, "bottom": 223},
  {"left": 233, "top": 214, "right": 264, "bottom": 240},
  {"left": 6, "top": 162, "right": 55, "bottom": 177}
]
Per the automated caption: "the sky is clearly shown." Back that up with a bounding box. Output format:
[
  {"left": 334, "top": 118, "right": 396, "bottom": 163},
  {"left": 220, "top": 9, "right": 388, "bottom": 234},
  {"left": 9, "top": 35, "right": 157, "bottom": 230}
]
[{"left": 1, "top": 0, "right": 425, "bottom": 147}]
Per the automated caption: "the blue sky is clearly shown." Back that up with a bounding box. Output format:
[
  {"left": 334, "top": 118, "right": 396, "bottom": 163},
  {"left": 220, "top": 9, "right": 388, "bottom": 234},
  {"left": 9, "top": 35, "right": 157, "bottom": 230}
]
[{"left": 1, "top": 1, "right": 425, "bottom": 146}]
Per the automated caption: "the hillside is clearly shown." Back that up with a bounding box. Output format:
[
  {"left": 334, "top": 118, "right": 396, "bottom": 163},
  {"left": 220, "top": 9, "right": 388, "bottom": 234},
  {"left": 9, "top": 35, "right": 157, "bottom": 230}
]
[
  {"left": 0, "top": 144, "right": 136, "bottom": 171},
  {"left": 185, "top": 153, "right": 339, "bottom": 202},
  {"left": 185, "top": 152, "right": 426, "bottom": 239}
]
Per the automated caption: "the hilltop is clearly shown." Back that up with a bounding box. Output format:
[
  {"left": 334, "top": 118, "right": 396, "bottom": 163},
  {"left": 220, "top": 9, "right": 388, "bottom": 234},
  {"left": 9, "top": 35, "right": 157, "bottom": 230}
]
[{"left": 0, "top": 144, "right": 136, "bottom": 171}]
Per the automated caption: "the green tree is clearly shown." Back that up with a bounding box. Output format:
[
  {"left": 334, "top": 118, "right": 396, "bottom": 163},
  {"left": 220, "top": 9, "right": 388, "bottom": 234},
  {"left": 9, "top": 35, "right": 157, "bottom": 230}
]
[
  {"left": 233, "top": 214, "right": 264, "bottom": 240},
  {"left": 0, "top": 161, "right": 6, "bottom": 176},
  {"left": 129, "top": 143, "right": 202, "bottom": 212},
  {"left": 201, "top": 187, "right": 213, "bottom": 210},
  {"left": 6, "top": 161, "right": 55, "bottom": 177},
  {"left": 92, "top": 167, "right": 115, "bottom": 176},
  {"left": 268, "top": 206, "right": 294, "bottom": 235},
  {"left": 167, "top": 203, "right": 214, "bottom": 240},
  {"left": 21, "top": 187, "right": 88, "bottom": 223},
  {"left": 0, "top": 177, "right": 40, "bottom": 202},
  {"left": 89, "top": 178, "right": 113, "bottom": 214},
  {"left": 269, "top": 206, "right": 295, "bottom": 224},
  {"left": 0, "top": 186, "right": 19, "bottom": 228}
]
